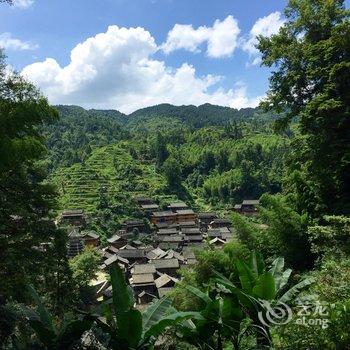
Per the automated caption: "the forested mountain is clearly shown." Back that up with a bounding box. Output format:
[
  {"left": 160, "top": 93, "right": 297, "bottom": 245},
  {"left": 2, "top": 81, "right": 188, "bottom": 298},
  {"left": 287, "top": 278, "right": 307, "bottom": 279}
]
[{"left": 44, "top": 103, "right": 278, "bottom": 170}]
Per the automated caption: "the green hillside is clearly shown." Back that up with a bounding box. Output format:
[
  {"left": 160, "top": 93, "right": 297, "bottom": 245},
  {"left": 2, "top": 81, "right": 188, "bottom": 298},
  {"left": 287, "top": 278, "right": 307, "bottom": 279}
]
[{"left": 51, "top": 142, "right": 167, "bottom": 214}]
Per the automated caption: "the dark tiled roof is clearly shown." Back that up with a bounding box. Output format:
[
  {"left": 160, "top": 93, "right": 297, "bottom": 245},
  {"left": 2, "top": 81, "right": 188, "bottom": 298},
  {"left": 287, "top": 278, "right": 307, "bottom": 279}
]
[
  {"left": 152, "top": 211, "right": 177, "bottom": 217},
  {"left": 153, "top": 258, "right": 179, "bottom": 269},
  {"left": 242, "top": 200, "right": 260, "bottom": 205}
]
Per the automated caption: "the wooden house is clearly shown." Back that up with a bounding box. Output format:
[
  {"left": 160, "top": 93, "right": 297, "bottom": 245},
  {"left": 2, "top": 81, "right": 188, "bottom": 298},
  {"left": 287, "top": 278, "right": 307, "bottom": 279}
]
[
  {"left": 177, "top": 221, "right": 198, "bottom": 229},
  {"left": 60, "top": 209, "right": 86, "bottom": 227},
  {"left": 176, "top": 209, "right": 197, "bottom": 223},
  {"left": 67, "top": 229, "right": 84, "bottom": 257},
  {"left": 209, "top": 237, "right": 226, "bottom": 247},
  {"left": 107, "top": 234, "right": 127, "bottom": 249},
  {"left": 181, "top": 227, "right": 201, "bottom": 236},
  {"left": 157, "top": 228, "right": 178, "bottom": 235},
  {"left": 167, "top": 202, "right": 188, "bottom": 212},
  {"left": 198, "top": 212, "right": 218, "bottom": 229},
  {"left": 184, "top": 235, "right": 203, "bottom": 244},
  {"left": 131, "top": 264, "right": 156, "bottom": 275},
  {"left": 122, "top": 219, "right": 145, "bottom": 233},
  {"left": 134, "top": 196, "right": 154, "bottom": 206},
  {"left": 153, "top": 258, "right": 179, "bottom": 276},
  {"left": 155, "top": 274, "right": 178, "bottom": 289},
  {"left": 209, "top": 218, "right": 232, "bottom": 229},
  {"left": 157, "top": 287, "right": 173, "bottom": 298},
  {"left": 81, "top": 230, "right": 100, "bottom": 247},
  {"left": 158, "top": 242, "right": 180, "bottom": 251},
  {"left": 117, "top": 249, "right": 148, "bottom": 264},
  {"left": 151, "top": 211, "right": 177, "bottom": 225},
  {"left": 130, "top": 273, "right": 156, "bottom": 295},
  {"left": 138, "top": 291, "right": 157, "bottom": 305},
  {"left": 241, "top": 200, "right": 260, "bottom": 214}
]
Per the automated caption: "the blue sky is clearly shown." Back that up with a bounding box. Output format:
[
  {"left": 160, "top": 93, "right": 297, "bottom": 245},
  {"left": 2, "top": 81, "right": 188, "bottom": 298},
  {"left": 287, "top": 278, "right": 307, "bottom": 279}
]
[{"left": 0, "top": 0, "right": 327, "bottom": 112}]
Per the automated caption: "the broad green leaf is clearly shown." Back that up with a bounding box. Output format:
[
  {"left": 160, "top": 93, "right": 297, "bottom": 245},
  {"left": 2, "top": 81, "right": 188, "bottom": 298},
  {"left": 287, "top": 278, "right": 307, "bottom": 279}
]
[
  {"left": 144, "top": 311, "right": 203, "bottom": 340},
  {"left": 269, "top": 257, "right": 285, "bottom": 278},
  {"left": 236, "top": 260, "right": 256, "bottom": 293},
  {"left": 109, "top": 265, "right": 133, "bottom": 315},
  {"left": 277, "top": 268, "right": 292, "bottom": 293},
  {"left": 278, "top": 277, "right": 315, "bottom": 304},
  {"left": 27, "top": 285, "right": 55, "bottom": 333},
  {"left": 185, "top": 285, "right": 211, "bottom": 304},
  {"left": 252, "top": 272, "right": 276, "bottom": 300},
  {"left": 249, "top": 251, "right": 265, "bottom": 276},
  {"left": 28, "top": 320, "right": 56, "bottom": 347},
  {"left": 57, "top": 318, "right": 93, "bottom": 348},
  {"left": 142, "top": 297, "right": 172, "bottom": 335},
  {"left": 117, "top": 309, "right": 143, "bottom": 348}
]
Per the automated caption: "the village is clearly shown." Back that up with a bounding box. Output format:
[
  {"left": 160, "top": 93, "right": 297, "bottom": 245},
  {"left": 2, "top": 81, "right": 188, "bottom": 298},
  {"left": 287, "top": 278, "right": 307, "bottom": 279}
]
[{"left": 59, "top": 197, "right": 260, "bottom": 308}]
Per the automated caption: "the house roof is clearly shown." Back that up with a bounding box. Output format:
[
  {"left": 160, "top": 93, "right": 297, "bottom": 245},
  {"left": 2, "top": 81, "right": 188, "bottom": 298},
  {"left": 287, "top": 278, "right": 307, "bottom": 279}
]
[
  {"left": 131, "top": 274, "right": 155, "bottom": 285},
  {"left": 138, "top": 291, "right": 157, "bottom": 298},
  {"left": 62, "top": 209, "right": 84, "bottom": 217},
  {"left": 152, "top": 211, "right": 177, "bottom": 218},
  {"left": 107, "top": 235, "right": 123, "bottom": 243},
  {"left": 182, "top": 227, "right": 201, "bottom": 235},
  {"left": 185, "top": 235, "right": 203, "bottom": 242},
  {"left": 104, "top": 254, "right": 129, "bottom": 267},
  {"left": 106, "top": 245, "right": 119, "bottom": 254},
  {"left": 141, "top": 204, "right": 159, "bottom": 210},
  {"left": 123, "top": 219, "right": 144, "bottom": 226},
  {"left": 153, "top": 258, "right": 179, "bottom": 269},
  {"left": 234, "top": 204, "right": 242, "bottom": 209},
  {"left": 158, "top": 242, "right": 179, "bottom": 250},
  {"left": 160, "top": 235, "right": 183, "bottom": 243},
  {"left": 210, "top": 218, "right": 232, "bottom": 225},
  {"left": 207, "top": 231, "right": 222, "bottom": 238},
  {"left": 176, "top": 209, "right": 195, "bottom": 215},
  {"left": 146, "top": 247, "right": 166, "bottom": 260},
  {"left": 157, "top": 287, "right": 173, "bottom": 298},
  {"left": 168, "top": 202, "right": 188, "bottom": 209},
  {"left": 178, "top": 221, "right": 197, "bottom": 227},
  {"left": 242, "top": 200, "right": 260, "bottom": 205},
  {"left": 117, "top": 249, "right": 146, "bottom": 259},
  {"left": 132, "top": 264, "right": 156, "bottom": 275},
  {"left": 81, "top": 230, "right": 99, "bottom": 239},
  {"left": 157, "top": 228, "right": 178, "bottom": 235},
  {"left": 198, "top": 212, "right": 217, "bottom": 219},
  {"left": 155, "top": 274, "right": 178, "bottom": 289},
  {"left": 209, "top": 237, "right": 226, "bottom": 245},
  {"left": 68, "top": 229, "right": 83, "bottom": 239}
]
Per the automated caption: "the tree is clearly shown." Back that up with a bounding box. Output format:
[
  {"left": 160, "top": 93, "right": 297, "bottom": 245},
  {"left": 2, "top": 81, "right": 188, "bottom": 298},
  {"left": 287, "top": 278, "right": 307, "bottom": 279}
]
[
  {"left": 258, "top": 0, "right": 350, "bottom": 217},
  {"left": 69, "top": 247, "right": 101, "bottom": 295},
  {"left": 0, "top": 50, "right": 59, "bottom": 301},
  {"left": 163, "top": 156, "right": 182, "bottom": 191},
  {"left": 154, "top": 132, "right": 169, "bottom": 167}
]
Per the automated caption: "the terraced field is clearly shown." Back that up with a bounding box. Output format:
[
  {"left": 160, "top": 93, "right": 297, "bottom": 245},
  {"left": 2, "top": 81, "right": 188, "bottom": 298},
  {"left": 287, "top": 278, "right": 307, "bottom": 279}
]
[{"left": 51, "top": 142, "right": 166, "bottom": 213}]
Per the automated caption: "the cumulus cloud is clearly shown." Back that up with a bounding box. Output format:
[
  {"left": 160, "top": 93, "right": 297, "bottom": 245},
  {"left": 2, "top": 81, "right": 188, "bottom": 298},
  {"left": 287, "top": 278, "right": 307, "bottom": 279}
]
[
  {"left": 22, "top": 25, "right": 262, "bottom": 113},
  {"left": 13, "top": 0, "right": 34, "bottom": 9},
  {"left": 161, "top": 16, "right": 240, "bottom": 58},
  {"left": 242, "top": 12, "right": 285, "bottom": 65},
  {"left": 0, "top": 32, "right": 38, "bottom": 50}
]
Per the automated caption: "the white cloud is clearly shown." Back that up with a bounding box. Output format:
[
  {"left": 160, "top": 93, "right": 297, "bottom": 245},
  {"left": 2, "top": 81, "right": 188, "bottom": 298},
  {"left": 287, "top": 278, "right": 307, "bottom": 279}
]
[
  {"left": 0, "top": 32, "right": 38, "bottom": 50},
  {"left": 161, "top": 16, "right": 240, "bottom": 58},
  {"left": 13, "top": 0, "right": 34, "bottom": 9},
  {"left": 22, "top": 25, "right": 262, "bottom": 113},
  {"left": 242, "top": 12, "right": 285, "bottom": 65}
]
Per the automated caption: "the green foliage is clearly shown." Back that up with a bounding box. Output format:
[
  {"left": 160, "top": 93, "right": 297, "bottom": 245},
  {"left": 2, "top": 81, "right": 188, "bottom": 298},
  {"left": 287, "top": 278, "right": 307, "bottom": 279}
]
[
  {"left": 23, "top": 285, "right": 93, "bottom": 350},
  {"left": 0, "top": 49, "right": 62, "bottom": 302},
  {"left": 69, "top": 247, "right": 101, "bottom": 287},
  {"left": 259, "top": 0, "right": 350, "bottom": 217},
  {"left": 308, "top": 215, "right": 350, "bottom": 258}
]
